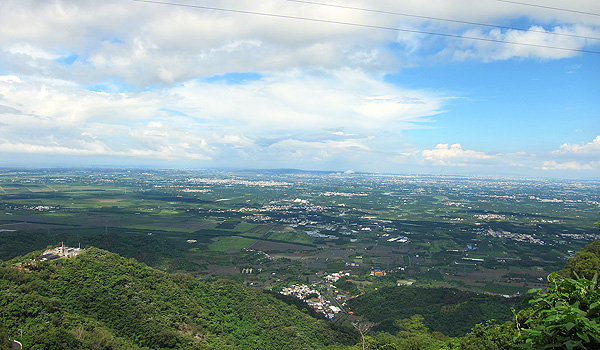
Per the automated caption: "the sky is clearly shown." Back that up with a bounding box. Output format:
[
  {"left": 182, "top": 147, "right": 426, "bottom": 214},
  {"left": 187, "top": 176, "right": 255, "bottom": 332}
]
[{"left": 0, "top": 0, "right": 599, "bottom": 178}]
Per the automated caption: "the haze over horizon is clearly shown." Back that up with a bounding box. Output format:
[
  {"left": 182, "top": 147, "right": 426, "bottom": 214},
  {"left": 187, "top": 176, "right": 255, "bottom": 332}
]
[{"left": 0, "top": 0, "right": 598, "bottom": 178}]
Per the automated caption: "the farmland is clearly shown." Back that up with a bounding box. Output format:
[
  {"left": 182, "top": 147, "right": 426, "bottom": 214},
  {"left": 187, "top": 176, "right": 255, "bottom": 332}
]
[{"left": 0, "top": 168, "right": 598, "bottom": 295}]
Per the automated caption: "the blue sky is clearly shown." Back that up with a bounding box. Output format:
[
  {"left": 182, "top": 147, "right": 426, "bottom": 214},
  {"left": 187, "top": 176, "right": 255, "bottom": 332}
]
[
  {"left": 393, "top": 57, "right": 600, "bottom": 151},
  {"left": 0, "top": 0, "right": 598, "bottom": 178}
]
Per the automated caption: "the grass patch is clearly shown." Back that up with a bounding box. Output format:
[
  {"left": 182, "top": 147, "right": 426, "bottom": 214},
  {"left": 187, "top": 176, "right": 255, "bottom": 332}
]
[
  {"left": 267, "top": 231, "right": 314, "bottom": 245},
  {"left": 246, "top": 225, "right": 273, "bottom": 235},
  {"left": 216, "top": 220, "right": 240, "bottom": 230},
  {"left": 233, "top": 221, "right": 256, "bottom": 232},
  {"left": 158, "top": 209, "right": 179, "bottom": 215},
  {"left": 430, "top": 240, "right": 457, "bottom": 253},
  {"left": 208, "top": 236, "right": 256, "bottom": 252}
]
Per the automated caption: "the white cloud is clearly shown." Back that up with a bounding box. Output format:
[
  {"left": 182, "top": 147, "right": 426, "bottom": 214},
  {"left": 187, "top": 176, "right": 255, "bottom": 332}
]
[
  {"left": 421, "top": 143, "right": 493, "bottom": 166},
  {"left": 527, "top": 136, "right": 600, "bottom": 173},
  {"left": 6, "top": 43, "right": 60, "bottom": 61},
  {"left": 409, "top": 140, "right": 600, "bottom": 175},
  {"left": 1, "top": 0, "right": 598, "bottom": 87},
  {"left": 256, "top": 138, "right": 375, "bottom": 169},
  {"left": 474, "top": 137, "right": 600, "bottom": 174},
  {"left": 0, "top": 141, "right": 107, "bottom": 156},
  {"left": 540, "top": 160, "right": 599, "bottom": 171},
  {"left": 0, "top": 71, "right": 445, "bottom": 165},
  {"left": 0, "top": 0, "right": 598, "bottom": 174},
  {"left": 0, "top": 139, "right": 212, "bottom": 161},
  {"left": 171, "top": 69, "right": 444, "bottom": 133},
  {"left": 441, "top": 25, "right": 600, "bottom": 61},
  {"left": 553, "top": 135, "right": 600, "bottom": 154},
  {"left": 0, "top": 0, "right": 397, "bottom": 86}
]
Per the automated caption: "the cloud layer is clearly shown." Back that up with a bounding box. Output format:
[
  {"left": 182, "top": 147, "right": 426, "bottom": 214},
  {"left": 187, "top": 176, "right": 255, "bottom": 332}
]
[
  {"left": 0, "top": 70, "right": 445, "bottom": 167},
  {"left": 0, "top": 0, "right": 598, "bottom": 176},
  {"left": 2, "top": 0, "right": 599, "bottom": 86}
]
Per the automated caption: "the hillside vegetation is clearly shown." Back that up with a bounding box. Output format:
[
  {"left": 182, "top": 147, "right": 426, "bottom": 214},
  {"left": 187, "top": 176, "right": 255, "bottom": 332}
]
[
  {"left": 0, "top": 247, "right": 356, "bottom": 349},
  {"left": 1, "top": 240, "right": 599, "bottom": 349},
  {"left": 346, "top": 285, "right": 522, "bottom": 337}
]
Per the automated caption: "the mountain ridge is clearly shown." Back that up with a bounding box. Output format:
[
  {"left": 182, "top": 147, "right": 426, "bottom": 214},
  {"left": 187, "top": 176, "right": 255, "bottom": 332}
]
[{"left": 0, "top": 246, "right": 357, "bottom": 349}]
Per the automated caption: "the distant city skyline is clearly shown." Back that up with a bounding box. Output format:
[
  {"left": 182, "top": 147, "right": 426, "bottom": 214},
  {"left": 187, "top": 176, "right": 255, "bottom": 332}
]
[{"left": 0, "top": 0, "right": 598, "bottom": 178}]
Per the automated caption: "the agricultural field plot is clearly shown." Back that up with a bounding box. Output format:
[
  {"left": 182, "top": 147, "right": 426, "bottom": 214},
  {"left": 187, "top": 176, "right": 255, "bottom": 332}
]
[
  {"left": 246, "top": 240, "right": 316, "bottom": 252},
  {"left": 208, "top": 236, "right": 257, "bottom": 251},
  {"left": 241, "top": 225, "right": 273, "bottom": 237},
  {"left": 0, "top": 169, "right": 598, "bottom": 294},
  {"left": 266, "top": 231, "right": 315, "bottom": 245}
]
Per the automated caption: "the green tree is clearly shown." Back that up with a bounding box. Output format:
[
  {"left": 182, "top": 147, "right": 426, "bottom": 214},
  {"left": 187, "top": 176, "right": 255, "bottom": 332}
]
[
  {"left": 514, "top": 272, "right": 600, "bottom": 349},
  {"left": 395, "top": 315, "right": 450, "bottom": 350},
  {"left": 460, "top": 320, "right": 515, "bottom": 350},
  {"left": 561, "top": 241, "right": 600, "bottom": 279},
  {"left": 0, "top": 326, "right": 12, "bottom": 350},
  {"left": 30, "top": 327, "right": 82, "bottom": 350}
]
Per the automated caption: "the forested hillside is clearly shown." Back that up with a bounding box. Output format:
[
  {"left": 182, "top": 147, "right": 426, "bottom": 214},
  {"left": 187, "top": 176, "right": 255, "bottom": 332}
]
[
  {"left": 346, "top": 285, "right": 522, "bottom": 336},
  {"left": 0, "top": 247, "right": 357, "bottom": 349},
  {"left": 1, "top": 240, "right": 599, "bottom": 349}
]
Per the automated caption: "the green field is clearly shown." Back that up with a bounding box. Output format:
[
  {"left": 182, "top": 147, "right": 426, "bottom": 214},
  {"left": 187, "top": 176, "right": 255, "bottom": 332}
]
[
  {"left": 267, "top": 231, "right": 314, "bottom": 245},
  {"left": 208, "top": 236, "right": 257, "bottom": 251}
]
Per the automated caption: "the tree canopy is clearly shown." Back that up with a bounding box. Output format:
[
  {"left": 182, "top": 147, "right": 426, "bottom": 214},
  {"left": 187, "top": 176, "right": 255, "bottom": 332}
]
[
  {"left": 2, "top": 240, "right": 600, "bottom": 350},
  {"left": 561, "top": 241, "right": 600, "bottom": 279},
  {"left": 0, "top": 247, "right": 355, "bottom": 349}
]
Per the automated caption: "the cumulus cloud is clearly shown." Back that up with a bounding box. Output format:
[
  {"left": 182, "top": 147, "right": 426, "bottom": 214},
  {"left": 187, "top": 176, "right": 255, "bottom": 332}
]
[
  {"left": 0, "top": 0, "right": 399, "bottom": 86},
  {"left": 421, "top": 143, "right": 493, "bottom": 166},
  {"left": 1, "top": 0, "right": 598, "bottom": 87},
  {"left": 526, "top": 136, "right": 600, "bottom": 173},
  {"left": 0, "top": 0, "right": 598, "bottom": 173},
  {"left": 0, "top": 75, "right": 211, "bottom": 161},
  {"left": 553, "top": 135, "right": 600, "bottom": 155},
  {"left": 489, "top": 137, "right": 600, "bottom": 174},
  {"left": 0, "top": 71, "right": 445, "bottom": 165},
  {"left": 413, "top": 139, "right": 599, "bottom": 174}
]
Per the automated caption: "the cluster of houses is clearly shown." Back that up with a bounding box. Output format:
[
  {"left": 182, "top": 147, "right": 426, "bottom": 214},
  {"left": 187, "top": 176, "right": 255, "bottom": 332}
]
[
  {"left": 473, "top": 213, "right": 507, "bottom": 220},
  {"left": 242, "top": 248, "right": 274, "bottom": 260},
  {"left": 241, "top": 267, "right": 262, "bottom": 274},
  {"left": 281, "top": 269, "right": 406, "bottom": 319},
  {"left": 323, "top": 271, "right": 350, "bottom": 283},
  {"left": 476, "top": 227, "right": 546, "bottom": 245},
  {"left": 280, "top": 284, "right": 342, "bottom": 319},
  {"left": 4, "top": 204, "right": 57, "bottom": 212}
]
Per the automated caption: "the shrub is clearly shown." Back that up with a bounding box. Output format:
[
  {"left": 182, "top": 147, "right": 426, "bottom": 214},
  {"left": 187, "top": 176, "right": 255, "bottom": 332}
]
[{"left": 515, "top": 272, "right": 600, "bottom": 349}]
